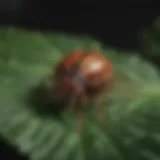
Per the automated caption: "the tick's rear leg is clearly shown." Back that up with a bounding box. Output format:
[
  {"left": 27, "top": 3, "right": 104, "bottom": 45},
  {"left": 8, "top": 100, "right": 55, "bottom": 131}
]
[
  {"left": 93, "top": 92, "right": 112, "bottom": 127},
  {"left": 64, "top": 94, "right": 86, "bottom": 135},
  {"left": 94, "top": 98, "right": 104, "bottom": 125},
  {"left": 75, "top": 95, "right": 87, "bottom": 135},
  {"left": 65, "top": 95, "right": 77, "bottom": 113},
  {"left": 113, "top": 74, "right": 142, "bottom": 98}
]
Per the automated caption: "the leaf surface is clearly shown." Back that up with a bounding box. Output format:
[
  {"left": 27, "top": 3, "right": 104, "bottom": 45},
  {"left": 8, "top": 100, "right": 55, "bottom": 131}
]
[{"left": 0, "top": 27, "right": 160, "bottom": 160}]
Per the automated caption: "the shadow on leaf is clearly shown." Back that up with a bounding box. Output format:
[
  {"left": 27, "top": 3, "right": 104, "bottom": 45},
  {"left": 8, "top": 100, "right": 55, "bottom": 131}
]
[{"left": 27, "top": 84, "right": 66, "bottom": 119}]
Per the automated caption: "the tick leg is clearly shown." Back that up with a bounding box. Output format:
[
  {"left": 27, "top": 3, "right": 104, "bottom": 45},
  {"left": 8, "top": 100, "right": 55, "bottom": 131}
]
[
  {"left": 94, "top": 98, "right": 104, "bottom": 124},
  {"left": 76, "top": 95, "right": 87, "bottom": 135},
  {"left": 114, "top": 74, "right": 142, "bottom": 98},
  {"left": 65, "top": 95, "right": 77, "bottom": 113}
]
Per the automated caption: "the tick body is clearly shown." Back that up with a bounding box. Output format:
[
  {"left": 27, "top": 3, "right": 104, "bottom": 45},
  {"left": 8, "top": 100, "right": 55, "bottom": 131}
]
[
  {"left": 51, "top": 49, "right": 113, "bottom": 134},
  {"left": 54, "top": 49, "right": 113, "bottom": 98}
]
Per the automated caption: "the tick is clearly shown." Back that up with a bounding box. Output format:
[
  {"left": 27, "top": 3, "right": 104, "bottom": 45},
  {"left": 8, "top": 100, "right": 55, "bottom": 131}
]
[{"left": 47, "top": 49, "right": 114, "bottom": 134}]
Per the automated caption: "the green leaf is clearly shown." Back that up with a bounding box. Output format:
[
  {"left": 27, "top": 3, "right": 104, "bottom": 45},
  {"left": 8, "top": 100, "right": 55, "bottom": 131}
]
[{"left": 0, "top": 27, "right": 160, "bottom": 160}]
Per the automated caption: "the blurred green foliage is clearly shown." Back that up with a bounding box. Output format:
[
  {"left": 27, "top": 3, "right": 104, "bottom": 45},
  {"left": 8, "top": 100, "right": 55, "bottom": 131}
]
[{"left": 141, "top": 17, "right": 160, "bottom": 58}]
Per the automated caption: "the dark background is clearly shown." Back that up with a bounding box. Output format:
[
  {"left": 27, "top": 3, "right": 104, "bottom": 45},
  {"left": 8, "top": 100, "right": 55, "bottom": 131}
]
[
  {"left": 0, "top": 1, "right": 160, "bottom": 159},
  {"left": 1, "top": 2, "right": 159, "bottom": 50}
]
